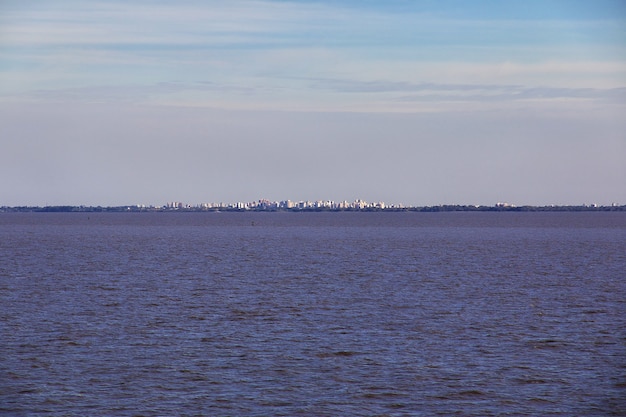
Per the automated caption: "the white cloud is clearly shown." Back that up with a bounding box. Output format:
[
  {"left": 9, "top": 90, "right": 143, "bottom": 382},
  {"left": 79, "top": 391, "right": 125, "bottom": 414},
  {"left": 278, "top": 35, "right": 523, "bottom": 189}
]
[
  {"left": 0, "top": 1, "right": 335, "bottom": 47},
  {"left": 2, "top": 1, "right": 623, "bottom": 79}
]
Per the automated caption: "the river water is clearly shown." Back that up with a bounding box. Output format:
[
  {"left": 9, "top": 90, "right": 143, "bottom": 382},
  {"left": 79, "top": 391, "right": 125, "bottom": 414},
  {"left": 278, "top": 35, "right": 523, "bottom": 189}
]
[{"left": 1, "top": 212, "right": 625, "bottom": 416}]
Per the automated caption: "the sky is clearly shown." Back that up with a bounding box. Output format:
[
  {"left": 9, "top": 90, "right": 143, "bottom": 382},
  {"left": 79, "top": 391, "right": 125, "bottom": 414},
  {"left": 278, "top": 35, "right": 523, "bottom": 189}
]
[{"left": 1, "top": 0, "right": 625, "bottom": 207}]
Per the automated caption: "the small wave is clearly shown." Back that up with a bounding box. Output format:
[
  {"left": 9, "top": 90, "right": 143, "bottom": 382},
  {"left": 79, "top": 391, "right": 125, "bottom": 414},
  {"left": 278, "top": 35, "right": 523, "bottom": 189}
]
[
  {"left": 528, "top": 397, "right": 555, "bottom": 404},
  {"left": 457, "top": 389, "right": 486, "bottom": 397},
  {"left": 525, "top": 338, "right": 567, "bottom": 349},
  {"left": 362, "top": 392, "right": 405, "bottom": 399},
  {"left": 513, "top": 377, "right": 548, "bottom": 385},
  {"left": 316, "top": 351, "right": 359, "bottom": 358}
]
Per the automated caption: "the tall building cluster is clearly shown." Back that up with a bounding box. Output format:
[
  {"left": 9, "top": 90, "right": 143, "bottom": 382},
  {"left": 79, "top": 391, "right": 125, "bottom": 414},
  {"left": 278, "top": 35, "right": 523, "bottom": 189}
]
[{"left": 166, "top": 199, "right": 402, "bottom": 211}]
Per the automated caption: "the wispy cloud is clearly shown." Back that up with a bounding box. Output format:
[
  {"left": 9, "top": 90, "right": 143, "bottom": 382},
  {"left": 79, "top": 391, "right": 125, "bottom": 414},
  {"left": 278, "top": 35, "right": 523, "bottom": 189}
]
[
  {"left": 3, "top": 1, "right": 623, "bottom": 51},
  {"left": 22, "top": 82, "right": 236, "bottom": 103},
  {"left": 1, "top": 0, "right": 624, "bottom": 111},
  {"left": 0, "top": 1, "right": 341, "bottom": 48},
  {"left": 306, "top": 77, "right": 626, "bottom": 101}
]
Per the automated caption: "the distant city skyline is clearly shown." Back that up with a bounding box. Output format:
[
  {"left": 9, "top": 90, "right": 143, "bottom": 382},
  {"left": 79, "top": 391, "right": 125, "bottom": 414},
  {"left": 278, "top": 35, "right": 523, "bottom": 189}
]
[
  {"left": 4, "top": 198, "right": 625, "bottom": 213},
  {"left": 1, "top": 1, "right": 625, "bottom": 206}
]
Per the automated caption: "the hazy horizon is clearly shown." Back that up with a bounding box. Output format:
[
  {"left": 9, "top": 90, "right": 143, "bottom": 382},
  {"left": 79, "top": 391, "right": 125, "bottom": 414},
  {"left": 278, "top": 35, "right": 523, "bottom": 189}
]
[{"left": 1, "top": 1, "right": 625, "bottom": 207}]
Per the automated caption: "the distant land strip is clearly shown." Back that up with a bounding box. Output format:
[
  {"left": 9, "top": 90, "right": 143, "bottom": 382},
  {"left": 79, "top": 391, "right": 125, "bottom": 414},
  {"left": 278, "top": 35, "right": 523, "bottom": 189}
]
[{"left": 2, "top": 203, "right": 625, "bottom": 213}]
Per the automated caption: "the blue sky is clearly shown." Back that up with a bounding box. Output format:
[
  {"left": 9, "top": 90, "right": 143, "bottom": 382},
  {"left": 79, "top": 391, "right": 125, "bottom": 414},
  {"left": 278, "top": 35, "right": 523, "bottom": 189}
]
[{"left": 1, "top": 0, "right": 625, "bottom": 206}]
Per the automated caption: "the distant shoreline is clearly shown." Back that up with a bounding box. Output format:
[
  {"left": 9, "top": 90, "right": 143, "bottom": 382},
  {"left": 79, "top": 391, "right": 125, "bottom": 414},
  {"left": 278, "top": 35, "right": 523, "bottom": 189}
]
[{"left": 2, "top": 205, "right": 625, "bottom": 213}]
